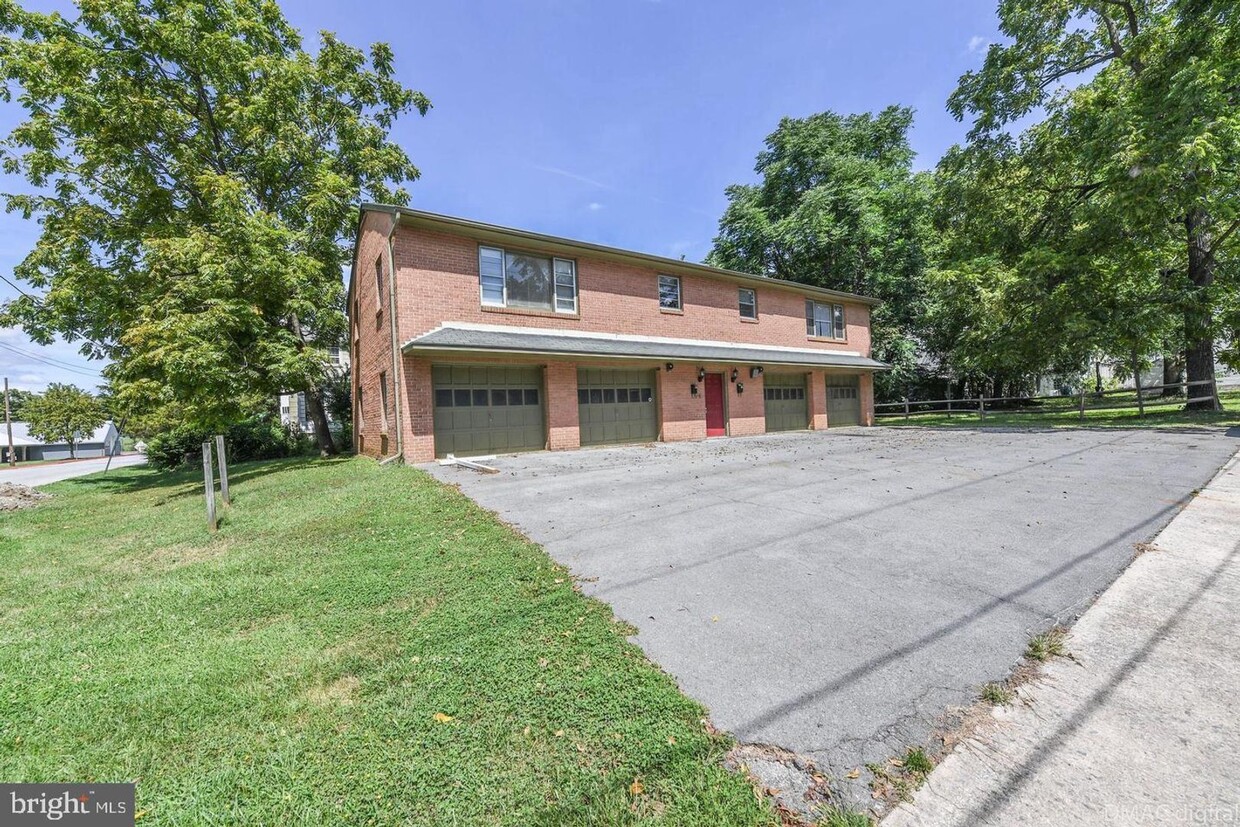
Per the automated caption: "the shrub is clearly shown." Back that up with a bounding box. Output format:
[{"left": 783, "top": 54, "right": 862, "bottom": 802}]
[{"left": 146, "top": 417, "right": 313, "bottom": 470}]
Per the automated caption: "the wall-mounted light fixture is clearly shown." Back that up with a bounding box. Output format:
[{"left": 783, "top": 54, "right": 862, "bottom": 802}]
[
  {"left": 697, "top": 368, "right": 706, "bottom": 382},
  {"left": 665, "top": 363, "right": 675, "bottom": 372},
  {"left": 730, "top": 368, "right": 739, "bottom": 383},
  {"left": 690, "top": 383, "right": 699, "bottom": 397},
  {"left": 736, "top": 382, "right": 745, "bottom": 394},
  {"left": 750, "top": 366, "right": 764, "bottom": 378}
]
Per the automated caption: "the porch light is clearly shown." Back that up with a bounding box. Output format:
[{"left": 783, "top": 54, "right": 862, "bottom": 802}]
[
  {"left": 736, "top": 382, "right": 745, "bottom": 394},
  {"left": 666, "top": 363, "right": 675, "bottom": 372},
  {"left": 730, "top": 368, "right": 739, "bottom": 382},
  {"left": 750, "top": 366, "right": 764, "bottom": 378},
  {"left": 697, "top": 368, "right": 706, "bottom": 382},
  {"left": 690, "top": 383, "right": 699, "bottom": 397}
]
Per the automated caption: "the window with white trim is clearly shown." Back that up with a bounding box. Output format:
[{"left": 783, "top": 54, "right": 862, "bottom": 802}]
[
  {"left": 379, "top": 371, "right": 389, "bottom": 432},
  {"left": 658, "top": 275, "right": 682, "bottom": 311},
  {"left": 739, "top": 287, "right": 757, "bottom": 319},
  {"left": 374, "top": 256, "right": 384, "bottom": 309},
  {"left": 806, "top": 300, "right": 846, "bottom": 340},
  {"left": 479, "top": 245, "right": 578, "bottom": 313}
]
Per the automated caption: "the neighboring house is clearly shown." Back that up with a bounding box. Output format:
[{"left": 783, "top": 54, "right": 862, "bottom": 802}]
[
  {"left": 2, "top": 420, "right": 121, "bottom": 462},
  {"left": 348, "top": 206, "right": 887, "bottom": 463},
  {"left": 1036, "top": 353, "right": 1238, "bottom": 396},
  {"left": 278, "top": 345, "right": 349, "bottom": 432}
]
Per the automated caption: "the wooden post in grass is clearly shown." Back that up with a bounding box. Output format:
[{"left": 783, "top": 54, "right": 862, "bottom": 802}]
[
  {"left": 4, "top": 377, "right": 14, "bottom": 468},
  {"left": 202, "top": 442, "right": 217, "bottom": 532},
  {"left": 215, "top": 435, "right": 230, "bottom": 506},
  {"left": 903, "top": 397, "right": 910, "bottom": 421},
  {"left": 1078, "top": 387, "right": 1086, "bottom": 422},
  {"left": 978, "top": 395, "right": 986, "bottom": 420}
]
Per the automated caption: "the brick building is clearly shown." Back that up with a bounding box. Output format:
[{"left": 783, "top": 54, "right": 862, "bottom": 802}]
[{"left": 348, "top": 205, "right": 886, "bottom": 463}]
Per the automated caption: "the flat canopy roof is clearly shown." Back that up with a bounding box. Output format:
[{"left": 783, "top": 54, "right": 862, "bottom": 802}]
[
  {"left": 360, "top": 204, "right": 882, "bottom": 308},
  {"left": 403, "top": 324, "right": 890, "bottom": 371}
]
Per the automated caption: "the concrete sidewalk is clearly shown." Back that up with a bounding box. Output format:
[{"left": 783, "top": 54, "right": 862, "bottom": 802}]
[{"left": 884, "top": 449, "right": 1240, "bottom": 827}]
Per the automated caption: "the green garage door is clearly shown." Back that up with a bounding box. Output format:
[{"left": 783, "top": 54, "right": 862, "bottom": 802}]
[
  {"left": 432, "top": 365, "right": 545, "bottom": 457},
  {"left": 577, "top": 368, "right": 658, "bottom": 446},
  {"left": 763, "top": 373, "right": 808, "bottom": 432},
  {"left": 827, "top": 374, "right": 861, "bottom": 427}
]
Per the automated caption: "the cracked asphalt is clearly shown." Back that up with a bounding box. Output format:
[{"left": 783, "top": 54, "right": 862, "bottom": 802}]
[{"left": 426, "top": 426, "right": 1238, "bottom": 808}]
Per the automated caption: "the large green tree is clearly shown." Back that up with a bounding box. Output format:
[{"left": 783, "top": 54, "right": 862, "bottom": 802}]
[
  {"left": 22, "top": 382, "right": 104, "bottom": 458},
  {"left": 942, "top": 0, "right": 1239, "bottom": 408},
  {"left": 707, "top": 106, "right": 932, "bottom": 396},
  {"left": 0, "top": 0, "right": 429, "bottom": 452}
]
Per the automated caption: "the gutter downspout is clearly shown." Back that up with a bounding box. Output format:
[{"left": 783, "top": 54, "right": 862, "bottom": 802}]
[{"left": 386, "top": 210, "right": 404, "bottom": 463}]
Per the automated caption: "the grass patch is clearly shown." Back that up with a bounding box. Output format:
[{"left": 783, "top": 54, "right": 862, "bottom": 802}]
[
  {"left": 1025, "top": 627, "right": 1070, "bottom": 662},
  {"left": 815, "top": 804, "right": 872, "bottom": 826},
  {"left": 880, "top": 388, "right": 1240, "bottom": 430},
  {"left": 0, "top": 457, "right": 778, "bottom": 826},
  {"left": 980, "top": 682, "right": 1014, "bottom": 706},
  {"left": 900, "top": 747, "right": 933, "bottom": 778}
]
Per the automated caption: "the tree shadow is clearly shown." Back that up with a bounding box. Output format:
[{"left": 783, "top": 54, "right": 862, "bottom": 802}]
[{"left": 66, "top": 455, "right": 352, "bottom": 499}]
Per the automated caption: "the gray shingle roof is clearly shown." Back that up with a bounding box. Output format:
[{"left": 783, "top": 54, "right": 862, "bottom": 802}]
[{"left": 403, "top": 326, "right": 889, "bottom": 370}]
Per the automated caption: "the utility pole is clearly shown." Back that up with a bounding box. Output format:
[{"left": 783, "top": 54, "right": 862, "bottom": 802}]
[{"left": 4, "top": 378, "right": 14, "bottom": 468}]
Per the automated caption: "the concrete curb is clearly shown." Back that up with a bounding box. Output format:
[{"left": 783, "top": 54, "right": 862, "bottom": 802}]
[{"left": 883, "top": 447, "right": 1240, "bottom": 826}]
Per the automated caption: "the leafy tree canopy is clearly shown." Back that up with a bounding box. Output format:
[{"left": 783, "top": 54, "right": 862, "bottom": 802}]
[
  {"left": 0, "top": 0, "right": 429, "bottom": 449},
  {"left": 3, "top": 385, "right": 37, "bottom": 419},
  {"left": 707, "top": 106, "right": 932, "bottom": 396},
  {"left": 21, "top": 382, "right": 104, "bottom": 457},
  {"left": 934, "top": 0, "right": 1238, "bottom": 405}
]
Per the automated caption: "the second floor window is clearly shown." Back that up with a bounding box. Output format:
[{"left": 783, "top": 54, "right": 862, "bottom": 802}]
[
  {"left": 806, "top": 300, "right": 846, "bottom": 340},
  {"left": 658, "top": 275, "right": 682, "bottom": 310},
  {"left": 480, "top": 245, "right": 577, "bottom": 314},
  {"left": 739, "top": 288, "right": 757, "bottom": 319}
]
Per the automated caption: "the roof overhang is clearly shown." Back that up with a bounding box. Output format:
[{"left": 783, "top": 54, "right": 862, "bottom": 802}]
[
  {"left": 360, "top": 203, "right": 882, "bottom": 308},
  {"left": 402, "top": 324, "right": 890, "bottom": 371}
]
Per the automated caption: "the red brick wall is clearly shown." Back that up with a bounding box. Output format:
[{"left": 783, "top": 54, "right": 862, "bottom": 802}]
[
  {"left": 390, "top": 226, "right": 871, "bottom": 356},
  {"left": 544, "top": 363, "right": 580, "bottom": 451},
  {"left": 350, "top": 210, "right": 398, "bottom": 459}
]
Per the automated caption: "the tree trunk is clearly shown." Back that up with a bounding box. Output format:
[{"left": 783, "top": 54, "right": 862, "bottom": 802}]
[
  {"left": 1161, "top": 354, "right": 1184, "bottom": 398},
  {"left": 304, "top": 385, "right": 337, "bottom": 456},
  {"left": 1184, "top": 210, "right": 1220, "bottom": 411}
]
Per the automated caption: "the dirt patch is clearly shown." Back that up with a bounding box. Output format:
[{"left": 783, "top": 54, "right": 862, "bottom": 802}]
[
  {"left": 0, "top": 483, "right": 50, "bottom": 512},
  {"left": 306, "top": 675, "right": 361, "bottom": 707}
]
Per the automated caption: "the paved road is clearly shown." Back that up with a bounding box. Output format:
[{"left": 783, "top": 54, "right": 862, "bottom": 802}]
[
  {"left": 427, "top": 426, "right": 1239, "bottom": 811},
  {"left": 884, "top": 448, "right": 1240, "bottom": 827},
  {"left": 0, "top": 453, "right": 147, "bottom": 486}
]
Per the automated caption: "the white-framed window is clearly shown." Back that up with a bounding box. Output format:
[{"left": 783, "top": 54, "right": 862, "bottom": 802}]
[
  {"left": 658, "top": 274, "right": 682, "bottom": 310},
  {"left": 806, "top": 300, "right": 846, "bottom": 340},
  {"left": 379, "top": 371, "right": 389, "bottom": 432},
  {"left": 739, "top": 287, "right": 757, "bottom": 319},
  {"left": 479, "top": 245, "right": 577, "bottom": 314},
  {"left": 374, "top": 256, "right": 384, "bottom": 309}
]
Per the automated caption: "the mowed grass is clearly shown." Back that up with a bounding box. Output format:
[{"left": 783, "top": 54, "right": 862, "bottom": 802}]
[
  {"left": 0, "top": 458, "right": 778, "bottom": 827},
  {"left": 880, "top": 388, "right": 1240, "bottom": 429}
]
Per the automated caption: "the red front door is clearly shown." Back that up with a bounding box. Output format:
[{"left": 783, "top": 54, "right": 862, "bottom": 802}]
[{"left": 704, "top": 373, "right": 726, "bottom": 436}]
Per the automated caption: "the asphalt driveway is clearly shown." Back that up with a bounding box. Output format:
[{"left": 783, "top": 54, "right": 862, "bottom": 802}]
[
  {"left": 0, "top": 453, "right": 146, "bottom": 486},
  {"left": 426, "top": 427, "right": 1238, "bottom": 806}
]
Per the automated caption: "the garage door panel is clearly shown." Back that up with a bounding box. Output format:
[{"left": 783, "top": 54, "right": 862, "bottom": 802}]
[
  {"left": 827, "top": 375, "right": 861, "bottom": 427},
  {"left": 764, "top": 374, "right": 808, "bottom": 432},
  {"left": 578, "top": 368, "right": 658, "bottom": 446},
  {"left": 432, "top": 365, "right": 546, "bottom": 458}
]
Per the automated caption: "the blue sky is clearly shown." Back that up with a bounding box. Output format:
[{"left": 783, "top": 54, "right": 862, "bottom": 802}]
[{"left": 0, "top": 0, "right": 1001, "bottom": 392}]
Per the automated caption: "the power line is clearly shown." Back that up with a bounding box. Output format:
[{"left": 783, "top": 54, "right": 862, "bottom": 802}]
[
  {"left": 0, "top": 337, "right": 105, "bottom": 373},
  {"left": 0, "top": 341, "right": 103, "bottom": 379}
]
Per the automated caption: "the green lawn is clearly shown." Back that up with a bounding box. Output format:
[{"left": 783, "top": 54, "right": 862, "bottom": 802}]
[
  {"left": 879, "top": 388, "right": 1240, "bottom": 429},
  {"left": 0, "top": 458, "right": 780, "bottom": 826}
]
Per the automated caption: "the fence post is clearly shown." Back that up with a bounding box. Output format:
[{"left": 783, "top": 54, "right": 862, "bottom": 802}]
[
  {"left": 202, "top": 442, "right": 217, "bottom": 532},
  {"left": 903, "top": 397, "right": 910, "bottom": 421},
  {"left": 1078, "top": 387, "right": 1086, "bottom": 422},
  {"left": 946, "top": 398, "right": 952, "bottom": 417},
  {"left": 978, "top": 395, "right": 986, "bottom": 419},
  {"left": 215, "top": 434, "right": 230, "bottom": 506}
]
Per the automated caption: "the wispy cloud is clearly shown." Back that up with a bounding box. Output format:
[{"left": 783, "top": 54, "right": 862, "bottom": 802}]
[
  {"left": 967, "top": 35, "right": 990, "bottom": 54},
  {"left": 586, "top": 202, "right": 604, "bottom": 212},
  {"left": 531, "top": 164, "right": 612, "bottom": 190}
]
